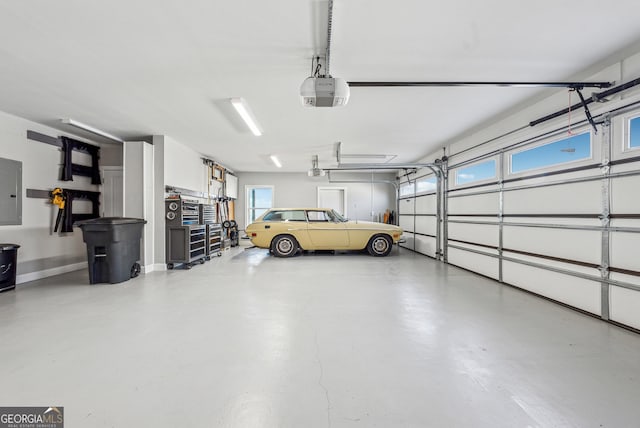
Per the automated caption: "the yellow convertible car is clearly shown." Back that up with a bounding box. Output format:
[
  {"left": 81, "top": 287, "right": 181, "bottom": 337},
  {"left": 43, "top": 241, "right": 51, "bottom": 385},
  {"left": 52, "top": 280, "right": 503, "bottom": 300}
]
[{"left": 245, "top": 208, "right": 403, "bottom": 257}]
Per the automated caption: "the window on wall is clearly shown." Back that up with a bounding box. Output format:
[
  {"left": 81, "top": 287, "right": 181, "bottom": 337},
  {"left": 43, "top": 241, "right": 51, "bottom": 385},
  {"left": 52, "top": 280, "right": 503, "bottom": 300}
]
[
  {"left": 416, "top": 176, "right": 437, "bottom": 193},
  {"left": 455, "top": 159, "right": 496, "bottom": 185},
  {"left": 246, "top": 185, "right": 273, "bottom": 225},
  {"left": 399, "top": 181, "right": 415, "bottom": 197},
  {"left": 511, "top": 132, "right": 591, "bottom": 173},
  {"left": 629, "top": 116, "right": 640, "bottom": 149}
]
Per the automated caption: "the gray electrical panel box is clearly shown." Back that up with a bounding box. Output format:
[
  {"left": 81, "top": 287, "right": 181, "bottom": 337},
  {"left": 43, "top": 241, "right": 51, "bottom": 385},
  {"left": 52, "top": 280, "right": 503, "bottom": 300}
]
[{"left": 0, "top": 157, "right": 22, "bottom": 225}]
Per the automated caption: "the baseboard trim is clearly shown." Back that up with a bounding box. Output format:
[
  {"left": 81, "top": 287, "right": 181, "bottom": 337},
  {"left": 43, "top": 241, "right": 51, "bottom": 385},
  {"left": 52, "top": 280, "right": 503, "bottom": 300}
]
[
  {"left": 141, "top": 263, "right": 160, "bottom": 274},
  {"left": 151, "top": 263, "right": 167, "bottom": 272},
  {"left": 16, "top": 262, "right": 87, "bottom": 285}
]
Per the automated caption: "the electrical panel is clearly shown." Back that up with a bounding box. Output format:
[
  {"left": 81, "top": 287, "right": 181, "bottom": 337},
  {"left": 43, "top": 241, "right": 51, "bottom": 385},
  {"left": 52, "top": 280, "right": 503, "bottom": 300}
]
[{"left": 0, "top": 157, "right": 22, "bottom": 225}]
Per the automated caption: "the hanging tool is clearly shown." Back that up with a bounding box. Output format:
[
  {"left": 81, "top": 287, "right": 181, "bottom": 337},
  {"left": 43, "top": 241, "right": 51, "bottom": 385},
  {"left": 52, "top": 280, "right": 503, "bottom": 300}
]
[{"left": 50, "top": 188, "right": 66, "bottom": 232}]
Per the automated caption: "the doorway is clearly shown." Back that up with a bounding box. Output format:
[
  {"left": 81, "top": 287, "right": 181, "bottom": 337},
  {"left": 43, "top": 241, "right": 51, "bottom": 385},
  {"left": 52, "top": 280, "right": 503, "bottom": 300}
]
[
  {"left": 101, "top": 167, "right": 123, "bottom": 217},
  {"left": 317, "top": 187, "right": 347, "bottom": 217}
]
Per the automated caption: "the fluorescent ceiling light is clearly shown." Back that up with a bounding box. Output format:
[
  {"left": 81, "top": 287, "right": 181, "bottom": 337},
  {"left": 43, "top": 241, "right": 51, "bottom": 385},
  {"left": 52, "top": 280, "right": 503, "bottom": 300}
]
[
  {"left": 270, "top": 155, "right": 282, "bottom": 168},
  {"left": 61, "top": 118, "right": 124, "bottom": 143},
  {"left": 230, "top": 98, "right": 262, "bottom": 136}
]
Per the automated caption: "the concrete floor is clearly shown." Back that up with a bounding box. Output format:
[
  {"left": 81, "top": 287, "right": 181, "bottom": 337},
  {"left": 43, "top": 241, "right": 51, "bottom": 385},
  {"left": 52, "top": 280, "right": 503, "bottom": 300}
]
[{"left": 1, "top": 247, "right": 639, "bottom": 428}]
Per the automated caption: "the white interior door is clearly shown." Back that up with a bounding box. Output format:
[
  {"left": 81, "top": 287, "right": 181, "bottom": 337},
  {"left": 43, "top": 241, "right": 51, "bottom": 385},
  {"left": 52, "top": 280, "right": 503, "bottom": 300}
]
[
  {"left": 101, "top": 167, "right": 124, "bottom": 217},
  {"left": 317, "top": 187, "right": 347, "bottom": 217}
]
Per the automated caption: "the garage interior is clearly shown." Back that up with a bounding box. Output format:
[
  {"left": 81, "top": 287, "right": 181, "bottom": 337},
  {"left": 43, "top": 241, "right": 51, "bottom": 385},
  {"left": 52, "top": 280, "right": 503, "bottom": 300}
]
[{"left": 1, "top": 1, "right": 640, "bottom": 427}]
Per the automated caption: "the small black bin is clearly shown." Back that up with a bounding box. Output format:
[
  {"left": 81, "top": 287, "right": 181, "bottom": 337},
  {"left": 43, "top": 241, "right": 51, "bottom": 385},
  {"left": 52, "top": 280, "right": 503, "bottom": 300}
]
[
  {"left": 77, "top": 218, "right": 146, "bottom": 284},
  {"left": 0, "top": 244, "right": 20, "bottom": 292}
]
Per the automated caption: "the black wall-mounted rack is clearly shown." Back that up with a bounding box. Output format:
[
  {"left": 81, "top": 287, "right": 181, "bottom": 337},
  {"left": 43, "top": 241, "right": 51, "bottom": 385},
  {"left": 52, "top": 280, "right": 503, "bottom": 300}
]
[{"left": 61, "top": 136, "right": 101, "bottom": 184}]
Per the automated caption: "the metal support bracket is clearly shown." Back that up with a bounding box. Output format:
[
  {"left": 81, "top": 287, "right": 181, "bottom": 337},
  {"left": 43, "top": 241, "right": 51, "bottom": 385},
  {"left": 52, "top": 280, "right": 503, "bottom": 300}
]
[
  {"left": 575, "top": 88, "right": 598, "bottom": 134},
  {"left": 599, "top": 117, "right": 612, "bottom": 320},
  {"left": 498, "top": 152, "right": 505, "bottom": 283},
  {"left": 441, "top": 160, "right": 449, "bottom": 263}
]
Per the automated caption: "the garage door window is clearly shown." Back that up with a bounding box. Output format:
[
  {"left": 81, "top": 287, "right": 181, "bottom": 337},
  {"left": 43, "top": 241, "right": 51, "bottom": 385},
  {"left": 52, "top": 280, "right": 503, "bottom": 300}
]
[
  {"left": 416, "top": 176, "right": 437, "bottom": 194},
  {"left": 246, "top": 185, "right": 273, "bottom": 225},
  {"left": 510, "top": 132, "right": 591, "bottom": 174},
  {"left": 455, "top": 159, "right": 496, "bottom": 186},
  {"left": 629, "top": 116, "right": 640, "bottom": 149},
  {"left": 399, "top": 182, "right": 414, "bottom": 197}
]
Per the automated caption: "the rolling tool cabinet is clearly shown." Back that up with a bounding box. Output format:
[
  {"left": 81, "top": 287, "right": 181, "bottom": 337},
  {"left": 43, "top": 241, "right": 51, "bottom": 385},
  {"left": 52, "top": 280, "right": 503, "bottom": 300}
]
[
  {"left": 165, "top": 198, "right": 207, "bottom": 269},
  {"left": 205, "top": 223, "right": 223, "bottom": 259},
  {"left": 199, "top": 203, "right": 223, "bottom": 259},
  {"left": 165, "top": 224, "right": 207, "bottom": 269}
]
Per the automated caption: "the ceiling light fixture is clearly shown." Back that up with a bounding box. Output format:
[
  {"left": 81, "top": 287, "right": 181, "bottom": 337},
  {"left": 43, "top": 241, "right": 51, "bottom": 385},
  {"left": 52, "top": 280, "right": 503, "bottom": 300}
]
[
  {"left": 61, "top": 118, "right": 124, "bottom": 143},
  {"left": 270, "top": 155, "right": 282, "bottom": 168},
  {"left": 230, "top": 98, "right": 262, "bottom": 136}
]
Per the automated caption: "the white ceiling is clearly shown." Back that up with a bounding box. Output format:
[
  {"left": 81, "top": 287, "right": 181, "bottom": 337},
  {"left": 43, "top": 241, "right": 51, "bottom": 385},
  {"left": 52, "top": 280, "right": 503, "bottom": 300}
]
[{"left": 1, "top": 0, "right": 640, "bottom": 172}]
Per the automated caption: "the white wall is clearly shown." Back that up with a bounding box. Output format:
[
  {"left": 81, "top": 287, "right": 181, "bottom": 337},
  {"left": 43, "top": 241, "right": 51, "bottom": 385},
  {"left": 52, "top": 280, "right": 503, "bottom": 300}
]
[
  {"left": 164, "top": 136, "right": 209, "bottom": 193},
  {"left": 236, "top": 172, "right": 397, "bottom": 230},
  {"left": 0, "top": 110, "right": 117, "bottom": 283},
  {"left": 152, "top": 135, "right": 224, "bottom": 268},
  {"left": 100, "top": 143, "right": 123, "bottom": 167},
  {"left": 0, "top": 123, "right": 218, "bottom": 281}
]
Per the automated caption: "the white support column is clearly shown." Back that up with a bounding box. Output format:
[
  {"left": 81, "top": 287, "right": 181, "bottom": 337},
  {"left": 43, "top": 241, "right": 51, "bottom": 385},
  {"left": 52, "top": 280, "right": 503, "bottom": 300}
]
[
  {"left": 152, "top": 135, "right": 166, "bottom": 271},
  {"left": 123, "top": 141, "right": 155, "bottom": 273}
]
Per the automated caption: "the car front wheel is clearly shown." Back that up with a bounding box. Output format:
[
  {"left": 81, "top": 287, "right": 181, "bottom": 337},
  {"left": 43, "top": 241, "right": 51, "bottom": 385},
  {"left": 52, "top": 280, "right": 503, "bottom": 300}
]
[
  {"left": 272, "top": 235, "right": 299, "bottom": 258},
  {"left": 367, "top": 234, "right": 392, "bottom": 257}
]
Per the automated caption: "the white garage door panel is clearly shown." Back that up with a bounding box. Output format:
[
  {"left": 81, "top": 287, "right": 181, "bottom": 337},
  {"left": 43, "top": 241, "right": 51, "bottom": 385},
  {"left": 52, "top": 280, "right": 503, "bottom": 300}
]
[
  {"left": 503, "top": 226, "right": 601, "bottom": 264},
  {"left": 415, "top": 216, "right": 437, "bottom": 236},
  {"left": 399, "top": 198, "right": 414, "bottom": 215},
  {"left": 448, "top": 193, "right": 499, "bottom": 215},
  {"left": 610, "top": 272, "right": 640, "bottom": 287},
  {"left": 609, "top": 286, "right": 640, "bottom": 330},
  {"left": 400, "top": 232, "right": 415, "bottom": 250},
  {"left": 448, "top": 247, "right": 499, "bottom": 279},
  {"left": 415, "top": 235, "right": 436, "bottom": 257},
  {"left": 448, "top": 221, "right": 499, "bottom": 247},
  {"left": 503, "top": 261, "right": 601, "bottom": 315},
  {"left": 415, "top": 194, "right": 437, "bottom": 214},
  {"left": 611, "top": 175, "right": 640, "bottom": 214},
  {"left": 610, "top": 231, "right": 640, "bottom": 271},
  {"left": 503, "top": 181, "right": 600, "bottom": 214},
  {"left": 399, "top": 216, "right": 414, "bottom": 232}
]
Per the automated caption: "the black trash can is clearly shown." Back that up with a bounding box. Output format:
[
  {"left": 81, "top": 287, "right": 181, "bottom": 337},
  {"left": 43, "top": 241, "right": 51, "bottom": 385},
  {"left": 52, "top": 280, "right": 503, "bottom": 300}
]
[
  {"left": 77, "top": 218, "right": 146, "bottom": 284},
  {"left": 0, "top": 244, "right": 20, "bottom": 292}
]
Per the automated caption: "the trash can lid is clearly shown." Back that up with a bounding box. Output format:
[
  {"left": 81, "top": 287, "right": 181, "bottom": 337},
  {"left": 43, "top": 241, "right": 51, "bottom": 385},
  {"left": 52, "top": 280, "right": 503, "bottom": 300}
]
[
  {"left": 76, "top": 217, "right": 147, "bottom": 225},
  {"left": 0, "top": 244, "right": 20, "bottom": 251}
]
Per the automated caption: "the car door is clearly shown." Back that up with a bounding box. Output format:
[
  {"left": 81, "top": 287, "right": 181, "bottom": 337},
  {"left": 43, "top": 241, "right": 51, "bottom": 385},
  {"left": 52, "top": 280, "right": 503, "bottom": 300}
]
[{"left": 306, "top": 210, "right": 349, "bottom": 248}]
